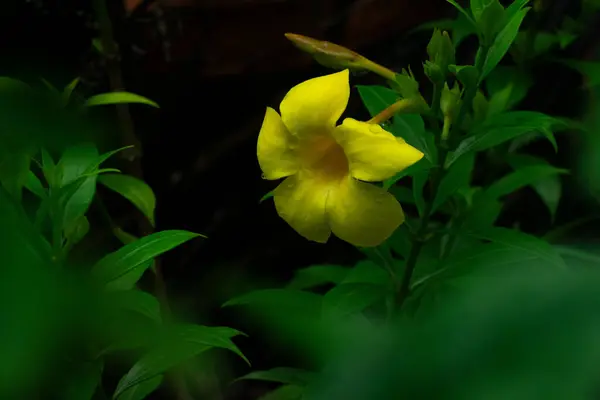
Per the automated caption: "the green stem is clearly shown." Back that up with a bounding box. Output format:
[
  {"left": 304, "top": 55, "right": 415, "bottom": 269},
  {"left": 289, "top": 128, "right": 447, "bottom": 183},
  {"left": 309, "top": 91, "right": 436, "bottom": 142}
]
[{"left": 396, "top": 45, "right": 489, "bottom": 310}]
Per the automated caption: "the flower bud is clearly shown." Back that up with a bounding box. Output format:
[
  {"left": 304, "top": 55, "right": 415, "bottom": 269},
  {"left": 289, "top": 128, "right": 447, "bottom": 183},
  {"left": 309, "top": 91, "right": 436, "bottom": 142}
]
[
  {"left": 426, "top": 29, "right": 455, "bottom": 81},
  {"left": 440, "top": 82, "right": 462, "bottom": 121}
]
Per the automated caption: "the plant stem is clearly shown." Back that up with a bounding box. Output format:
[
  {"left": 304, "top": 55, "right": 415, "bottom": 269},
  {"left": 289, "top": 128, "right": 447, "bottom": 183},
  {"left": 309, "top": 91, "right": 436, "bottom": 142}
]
[
  {"left": 396, "top": 46, "right": 489, "bottom": 309},
  {"left": 91, "top": 1, "right": 193, "bottom": 399}
]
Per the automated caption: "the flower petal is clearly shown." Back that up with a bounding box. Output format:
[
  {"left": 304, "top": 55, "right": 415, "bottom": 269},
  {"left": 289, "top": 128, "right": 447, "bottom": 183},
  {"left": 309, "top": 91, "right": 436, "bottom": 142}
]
[
  {"left": 273, "top": 174, "right": 332, "bottom": 243},
  {"left": 327, "top": 178, "right": 404, "bottom": 247},
  {"left": 280, "top": 70, "right": 350, "bottom": 137},
  {"left": 333, "top": 118, "right": 424, "bottom": 182},
  {"left": 257, "top": 107, "right": 300, "bottom": 180}
]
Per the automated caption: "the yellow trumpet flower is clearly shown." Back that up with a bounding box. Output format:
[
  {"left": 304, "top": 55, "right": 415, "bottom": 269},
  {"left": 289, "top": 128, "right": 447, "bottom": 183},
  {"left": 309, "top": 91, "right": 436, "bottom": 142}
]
[{"left": 257, "top": 70, "right": 424, "bottom": 247}]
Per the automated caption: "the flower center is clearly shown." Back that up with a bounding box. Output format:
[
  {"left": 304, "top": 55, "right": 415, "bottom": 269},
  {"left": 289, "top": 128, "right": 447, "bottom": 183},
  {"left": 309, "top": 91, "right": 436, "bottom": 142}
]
[{"left": 298, "top": 133, "right": 349, "bottom": 181}]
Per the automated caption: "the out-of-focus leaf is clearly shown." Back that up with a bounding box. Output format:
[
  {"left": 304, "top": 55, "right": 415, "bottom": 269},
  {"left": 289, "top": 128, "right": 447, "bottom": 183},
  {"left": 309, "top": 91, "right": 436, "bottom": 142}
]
[
  {"left": 105, "top": 290, "right": 162, "bottom": 324},
  {"left": 287, "top": 265, "right": 349, "bottom": 290},
  {"left": 259, "top": 385, "right": 304, "bottom": 400},
  {"left": 98, "top": 174, "right": 156, "bottom": 227},
  {"left": 433, "top": 152, "right": 475, "bottom": 213},
  {"left": 113, "top": 325, "right": 247, "bottom": 398},
  {"left": 485, "top": 165, "right": 567, "bottom": 200},
  {"left": 84, "top": 92, "right": 159, "bottom": 108},
  {"left": 507, "top": 154, "right": 563, "bottom": 220},
  {"left": 62, "top": 360, "right": 103, "bottom": 400},
  {"left": 560, "top": 60, "right": 600, "bottom": 87},
  {"left": 117, "top": 375, "right": 162, "bottom": 400},
  {"left": 236, "top": 368, "right": 315, "bottom": 385},
  {"left": 24, "top": 171, "right": 46, "bottom": 198},
  {"left": 91, "top": 230, "right": 202, "bottom": 287}
]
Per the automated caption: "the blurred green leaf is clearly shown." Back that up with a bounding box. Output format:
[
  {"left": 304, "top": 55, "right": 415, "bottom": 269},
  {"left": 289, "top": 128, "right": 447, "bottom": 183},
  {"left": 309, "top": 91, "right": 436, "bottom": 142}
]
[
  {"left": 480, "top": 7, "right": 530, "bottom": 81},
  {"left": 462, "top": 191, "right": 503, "bottom": 231},
  {"left": 64, "top": 215, "right": 90, "bottom": 246},
  {"left": 63, "top": 360, "right": 103, "bottom": 400},
  {"left": 98, "top": 174, "right": 156, "bottom": 227},
  {"left": 259, "top": 385, "right": 304, "bottom": 400},
  {"left": 0, "top": 151, "right": 31, "bottom": 201},
  {"left": 433, "top": 152, "right": 475, "bottom": 213},
  {"left": 322, "top": 283, "right": 386, "bottom": 318},
  {"left": 92, "top": 230, "right": 202, "bottom": 286},
  {"left": 84, "top": 92, "right": 159, "bottom": 108},
  {"left": 106, "top": 290, "right": 162, "bottom": 324},
  {"left": 61, "top": 77, "right": 80, "bottom": 106},
  {"left": 560, "top": 60, "right": 600, "bottom": 87},
  {"left": 447, "top": 111, "right": 565, "bottom": 167},
  {"left": 485, "top": 66, "right": 533, "bottom": 114},
  {"left": 412, "top": 166, "right": 430, "bottom": 217},
  {"left": 467, "top": 227, "right": 566, "bottom": 268},
  {"left": 485, "top": 165, "right": 567, "bottom": 200},
  {"left": 114, "top": 325, "right": 247, "bottom": 399},
  {"left": 118, "top": 375, "right": 162, "bottom": 400},
  {"left": 57, "top": 144, "right": 99, "bottom": 234},
  {"left": 507, "top": 154, "right": 563, "bottom": 220},
  {"left": 25, "top": 171, "right": 46, "bottom": 198},
  {"left": 236, "top": 368, "right": 315, "bottom": 385},
  {"left": 224, "top": 289, "right": 321, "bottom": 314},
  {"left": 287, "top": 265, "right": 349, "bottom": 290},
  {"left": 356, "top": 85, "right": 434, "bottom": 162}
]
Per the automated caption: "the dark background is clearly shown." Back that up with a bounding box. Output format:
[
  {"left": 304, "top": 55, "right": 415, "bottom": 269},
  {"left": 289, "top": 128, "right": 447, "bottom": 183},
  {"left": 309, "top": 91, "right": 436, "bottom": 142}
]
[{"left": 1, "top": 0, "right": 599, "bottom": 399}]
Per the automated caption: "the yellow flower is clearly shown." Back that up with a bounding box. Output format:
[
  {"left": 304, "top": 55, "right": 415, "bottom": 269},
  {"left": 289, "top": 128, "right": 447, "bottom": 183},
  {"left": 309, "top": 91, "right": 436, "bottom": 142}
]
[{"left": 257, "top": 70, "right": 424, "bottom": 247}]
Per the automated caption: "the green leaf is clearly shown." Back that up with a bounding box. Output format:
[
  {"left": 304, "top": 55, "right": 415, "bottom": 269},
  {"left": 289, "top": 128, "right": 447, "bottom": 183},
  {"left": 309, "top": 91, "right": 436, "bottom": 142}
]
[
  {"left": 478, "top": 0, "right": 507, "bottom": 42},
  {"left": 485, "top": 165, "right": 567, "bottom": 200},
  {"left": 507, "top": 154, "right": 563, "bottom": 220},
  {"left": 343, "top": 260, "right": 390, "bottom": 285},
  {"left": 480, "top": 7, "right": 531, "bottom": 81},
  {"left": 236, "top": 368, "right": 315, "bottom": 385},
  {"left": 355, "top": 85, "right": 434, "bottom": 161},
  {"left": 114, "top": 325, "right": 247, "bottom": 399},
  {"left": 449, "top": 65, "right": 480, "bottom": 89},
  {"left": 41, "top": 149, "right": 56, "bottom": 187},
  {"left": 560, "top": 60, "right": 600, "bottom": 87},
  {"left": 84, "top": 92, "right": 159, "bottom": 108},
  {"left": 98, "top": 174, "right": 156, "bottom": 227},
  {"left": 62, "top": 360, "right": 103, "bottom": 400},
  {"left": 92, "top": 230, "right": 203, "bottom": 286},
  {"left": 462, "top": 191, "right": 503, "bottom": 231},
  {"left": 505, "top": 0, "right": 530, "bottom": 20},
  {"left": 446, "top": 0, "right": 478, "bottom": 29},
  {"left": 117, "top": 375, "right": 162, "bottom": 400},
  {"left": 24, "top": 171, "right": 46, "bottom": 198},
  {"left": 446, "top": 111, "right": 565, "bottom": 167},
  {"left": 64, "top": 215, "right": 90, "bottom": 246},
  {"left": 57, "top": 144, "right": 99, "bottom": 234},
  {"left": 470, "top": 0, "right": 492, "bottom": 21},
  {"left": 287, "top": 265, "right": 349, "bottom": 290},
  {"left": 413, "top": 166, "right": 430, "bottom": 217},
  {"left": 0, "top": 151, "right": 31, "bottom": 201},
  {"left": 61, "top": 77, "right": 80, "bottom": 106},
  {"left": 259, "top": 190, "right": 274, "bottom": 203},
  {"left": 223, "top": 289, "right": 322, "bottom": 315},
  {"left": 467, "top": 227, "right": 566, "bottom": 268},
  {"left": 383, "top": 158, "right": 431, "bottom": 190},
  {"left": 485, "top": 66, "right": 532, "bottom": 114},
  {"left": 259, "top": 385, "right": 304, "bottom": 400},
  {"left": 433, "top": 152, "right": 475, "bottom": 213},
  {"left": 106, "top": 290, "right": 162, "bottom": 324},
  {"left": 322, "top": 283, "right": 386, "bottom": 318}
]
